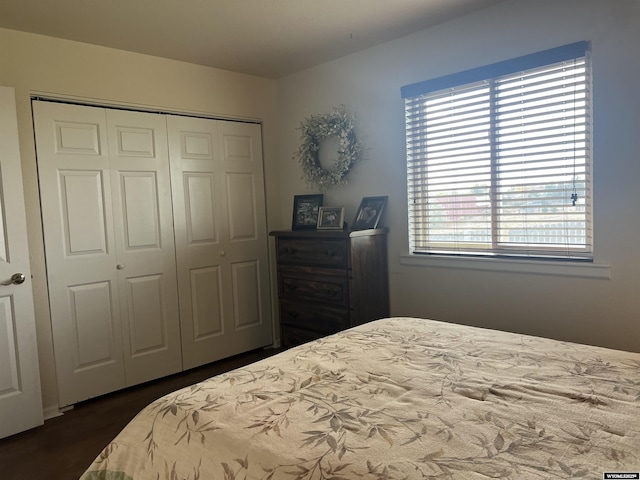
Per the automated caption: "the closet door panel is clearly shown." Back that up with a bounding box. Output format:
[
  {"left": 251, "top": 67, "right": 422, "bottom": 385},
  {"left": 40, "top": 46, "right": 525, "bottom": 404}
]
[
  {"left": 185, "top": 173, "right": 218, "bottom": 244},
  {"left": 120, "top": 172, "right": 160, "bottom": 248},
  {"left": 68, "top": 281, "right": 117, "bottom": 369},
  {"left": 59, "top": 170, "right": 108, "bottom": 255},
  {"left": 190, "top": 266, "right": 224, "bottom": 338},
  {"left": 106, "top": 109, "right": 182, "bottom": 386},
  {"left": 231, "top": 260, "right": 262, "bottom": 329},
  {"left": 226, "top": 173, "right": 257, "bottom": 240},
  {"left": 168, "top": 116, "right": 272, "bottom": 369},
  {"left": 125, "top": 274, "right": 166, "bottom": 355},
  {"left": 218, "top": 121, "right": 272, "bottom": 353},
  {"left": 34, "top": 101, "right": 125, "bottom": 407},
  {"left": 168, "top": 116, "right": 225, "bottom": 369}
]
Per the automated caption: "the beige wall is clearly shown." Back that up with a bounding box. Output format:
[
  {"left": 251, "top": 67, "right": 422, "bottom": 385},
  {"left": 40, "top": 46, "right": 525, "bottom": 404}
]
[
  {"left": 3, "top": 0, "right": 640, "bottom": 420},
  {"left": 0, "top": 27, "right": 279, "bottom": 415},
  {"left": 275, "top": 0, "right": 640, "bottom": 352}
]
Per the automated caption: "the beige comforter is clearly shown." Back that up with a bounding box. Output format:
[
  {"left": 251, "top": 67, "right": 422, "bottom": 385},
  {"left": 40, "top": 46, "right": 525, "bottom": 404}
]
[{"left": 80, "top": 317, "right": 640, "bottom": 479}]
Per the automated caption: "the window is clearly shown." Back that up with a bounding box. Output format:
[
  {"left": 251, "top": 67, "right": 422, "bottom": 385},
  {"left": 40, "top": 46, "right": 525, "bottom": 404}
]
[{"left": 401, "top": 42, "right": 592, "bottom": 260}]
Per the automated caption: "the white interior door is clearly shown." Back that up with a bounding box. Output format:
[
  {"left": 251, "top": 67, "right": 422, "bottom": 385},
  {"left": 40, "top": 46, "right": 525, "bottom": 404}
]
[
  {"left": 168, "top": 116, "right": 272, "bottom": 369},
  {"left": 0, "top": 86, "right": 44, "bottom": 438},
  {"left": 34, "top": 101, "right": 125, "bottom": 407},
  {"left": 105, "top": 109, "right": 182, "bottom": 386}
]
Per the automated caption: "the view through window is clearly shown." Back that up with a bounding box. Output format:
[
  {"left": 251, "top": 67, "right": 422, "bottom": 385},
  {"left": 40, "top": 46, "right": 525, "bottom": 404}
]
[{"left": 402, "top": 42, "right": 592, "bottom": 260}]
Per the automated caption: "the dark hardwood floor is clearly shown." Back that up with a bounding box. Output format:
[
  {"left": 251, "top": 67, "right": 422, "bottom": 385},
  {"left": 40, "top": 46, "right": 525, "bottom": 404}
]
[{"left": 0, "top": 347, "right": 282, "bottom": 480}]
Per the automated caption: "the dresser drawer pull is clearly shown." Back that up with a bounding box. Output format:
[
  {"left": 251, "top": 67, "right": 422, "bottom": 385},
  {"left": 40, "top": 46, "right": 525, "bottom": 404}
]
[
  {"left": 283, "top": 246, "right": 297, "bottom": 255},
  {"left": 325, "top": 249, "right": 337, "bottom": 257}
]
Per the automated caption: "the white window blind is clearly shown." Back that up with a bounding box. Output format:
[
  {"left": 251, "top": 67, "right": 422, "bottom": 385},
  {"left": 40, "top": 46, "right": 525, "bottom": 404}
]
[{"left": 402, "top": 42, "right": 592, "bottom": 259}]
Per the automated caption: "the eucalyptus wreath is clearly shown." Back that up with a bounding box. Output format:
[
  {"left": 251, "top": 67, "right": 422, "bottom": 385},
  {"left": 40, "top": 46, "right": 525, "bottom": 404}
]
[{"left": 294, "top": 106, "right": 363, "bottom": 190}]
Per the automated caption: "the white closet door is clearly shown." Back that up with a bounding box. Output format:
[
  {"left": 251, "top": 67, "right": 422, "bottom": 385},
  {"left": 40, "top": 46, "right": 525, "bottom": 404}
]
[
  {"left": 0, "top": 87, "right": 43, "bottom": 438},
  {"left": 35, "top": 102, "right": 183, "bottom": 406},
  {"left": 168, "top": 116, "right": 272, "bottom": 369},
  {"left": 34, "top": 101, "right": 125, "bottom": 406},
  {"left": 105, "top": 109, "right": 182, "bottom": 386}
]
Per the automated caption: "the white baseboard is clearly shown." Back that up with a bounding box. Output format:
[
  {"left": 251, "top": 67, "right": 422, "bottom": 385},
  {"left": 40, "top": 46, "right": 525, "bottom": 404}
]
[{"left": 42, "top": 404, "right": 64, "bottom": 420}]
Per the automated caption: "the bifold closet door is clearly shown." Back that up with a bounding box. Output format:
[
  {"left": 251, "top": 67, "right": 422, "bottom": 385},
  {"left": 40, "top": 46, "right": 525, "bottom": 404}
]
[
  {"left": 167, "top": 116, "right": 273, "bottom": 369},
  {"left": 34, "top": 101, "right": 182, "bottom": 406},
  {"left": 105, "top": 109, "right": 182, "bottom": 387}
]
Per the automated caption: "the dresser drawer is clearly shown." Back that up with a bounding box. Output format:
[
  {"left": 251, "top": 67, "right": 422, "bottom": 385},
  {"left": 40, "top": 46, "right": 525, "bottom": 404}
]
[
  {"left": 277, "top": 237, "right": 348, "bottom": 268},
  {"left": 279, "top": 272, "right": 349, "bottom": 307},
  {"left": 280, "top": 300, "right": 349, "bottom": 334}
]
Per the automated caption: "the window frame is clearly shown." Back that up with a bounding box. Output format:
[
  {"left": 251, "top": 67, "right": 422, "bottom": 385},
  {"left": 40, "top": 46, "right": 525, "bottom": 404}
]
[{"left": 401, "top": 42, "right": 593, "bottom": 261}]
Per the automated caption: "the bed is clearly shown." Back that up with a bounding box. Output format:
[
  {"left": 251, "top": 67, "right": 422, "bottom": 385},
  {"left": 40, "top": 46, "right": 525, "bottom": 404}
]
[{"left": 80, "top": 317, "right": 640, "bottom": 479}]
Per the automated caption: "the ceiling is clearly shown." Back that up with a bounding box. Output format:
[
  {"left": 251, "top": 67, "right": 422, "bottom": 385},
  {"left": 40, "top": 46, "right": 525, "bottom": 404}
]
[{"left": 0, "top": 0, "right": 504, "bottom": 79}]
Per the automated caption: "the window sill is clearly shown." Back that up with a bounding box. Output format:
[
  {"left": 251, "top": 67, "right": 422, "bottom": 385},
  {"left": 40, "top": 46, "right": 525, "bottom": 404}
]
[{"left": 399, "top": 253, "right": 611, "bottom": 279}]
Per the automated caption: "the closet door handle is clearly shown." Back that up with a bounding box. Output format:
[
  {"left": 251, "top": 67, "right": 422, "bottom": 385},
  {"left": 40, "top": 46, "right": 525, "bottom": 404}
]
[{"left": 116, "top": 264, "right": 126, "bottom": 270}]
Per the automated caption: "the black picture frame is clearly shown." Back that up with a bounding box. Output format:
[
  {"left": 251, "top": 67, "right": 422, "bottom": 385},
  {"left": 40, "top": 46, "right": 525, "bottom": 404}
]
[
  {"left": 352, "top": 196, "right": 387, "bottom": 230},
  {"left": 292, "top": 194, "right": 323, "bottom": 230},
  {"left": 317, "top": 206, "right": 345, "bottom": 230}
]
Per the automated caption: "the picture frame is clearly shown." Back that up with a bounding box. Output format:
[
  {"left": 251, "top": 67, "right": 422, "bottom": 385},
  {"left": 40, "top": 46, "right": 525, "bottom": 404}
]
[
  {"left": 292, "top": 194, "right": 324, "bottom": 230},
  {"left": 317, "top": 206, "right": 345, "bottom": 230},
  {"left": 352, "top": 196, "right": 387, "bottom": 230}
]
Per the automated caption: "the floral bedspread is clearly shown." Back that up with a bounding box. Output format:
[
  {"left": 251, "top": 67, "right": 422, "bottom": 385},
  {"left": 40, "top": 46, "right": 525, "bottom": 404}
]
[{"left": 80, "top": 317, "right": 640, "bottom": 480}]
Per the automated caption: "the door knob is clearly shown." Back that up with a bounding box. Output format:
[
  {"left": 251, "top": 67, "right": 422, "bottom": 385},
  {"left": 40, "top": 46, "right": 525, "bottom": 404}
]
[
  {"left": 1, "top": 273, "right": 26, "bottom": 286},
  {"left": 116, "top": 264, "right": 125, "bottom": 270}
]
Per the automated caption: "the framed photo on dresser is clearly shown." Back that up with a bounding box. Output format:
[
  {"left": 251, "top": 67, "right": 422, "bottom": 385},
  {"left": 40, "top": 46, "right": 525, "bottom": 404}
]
[
  {"left": 317, "top": 206, "right": 345, "bottom": 230},
  {"left": 292, "top": 194, "right": 323, "bottom": 230},
  {"left": 352, "top": 196, "right": 387, "bottom": 230}
]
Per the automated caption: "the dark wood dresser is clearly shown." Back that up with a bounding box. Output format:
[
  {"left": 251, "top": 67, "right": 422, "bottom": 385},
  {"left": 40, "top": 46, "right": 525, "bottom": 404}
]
[{"left": 270, "top": 229, "right": 389, "bottom": 348}]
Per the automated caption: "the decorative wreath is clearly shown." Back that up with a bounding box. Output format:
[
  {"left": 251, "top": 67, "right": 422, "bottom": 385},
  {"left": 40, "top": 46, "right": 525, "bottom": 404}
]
[{"left": 294, "top": 106, "right": 363, "bottom": 190}]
